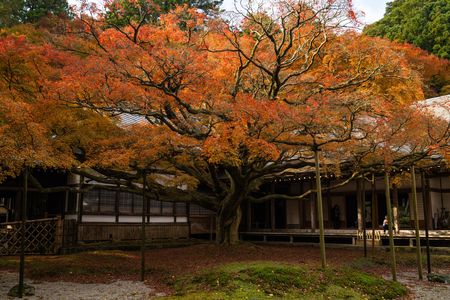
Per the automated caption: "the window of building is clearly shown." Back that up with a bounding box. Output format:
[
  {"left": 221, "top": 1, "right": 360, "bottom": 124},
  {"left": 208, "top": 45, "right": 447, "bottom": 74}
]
[
  {"left": 162, "top": 201, "right": 173, "bottom": 214},
  {"left": 83, "top": 190, "right": 99, "bottom": 212},
  {"left": 190, "top": 204, "right": 214, "bottom": 215},
  {"left": 119, "top": 192, "right": 133, "bottom": 213},
  {"left": 99, "top": 190, "right": 115, "bottom": 213},
  {"left": 150, "top": 200, "right": 161, "bottom": 214},
  {"left": 134, "top": 194, "right": 143, "bottom": 213},
  {"left": 175, "top": 202, "right": 187, "bottom": 215}
]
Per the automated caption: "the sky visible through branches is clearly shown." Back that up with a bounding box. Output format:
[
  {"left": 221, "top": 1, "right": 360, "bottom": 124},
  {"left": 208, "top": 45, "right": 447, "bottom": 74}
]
[{"left": 67, "top": 0, "right": 390, "bottom": 24}]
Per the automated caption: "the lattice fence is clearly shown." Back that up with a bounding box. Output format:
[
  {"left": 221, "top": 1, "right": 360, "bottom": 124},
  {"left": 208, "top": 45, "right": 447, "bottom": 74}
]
[{"left": 0, "top": 218, "right": 60, "bottom": 255}]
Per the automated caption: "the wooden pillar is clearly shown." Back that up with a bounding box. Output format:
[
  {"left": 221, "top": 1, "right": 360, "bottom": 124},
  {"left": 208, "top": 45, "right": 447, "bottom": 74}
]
[
  {"left": 326, "top": 179, "right": 332, "bottom": 229},
  {"left": 362, "top": 179, "right": 367, "bottom": 257},
  {"left": 357, "top": 178, "right": 363, "bottom": 231},
  {"left": 173, "top": 202, "right": 177, "bottom": 223},
  {"left": 115, "top": 187, "right": 120, "bottom": 223},
  {"left": 18, "top": 167, "right": 28, "bottom": 298},
  {"left": 270, "top": 199, "right": 275, "bottom": 231},
  {"left": 246, "top": 200, "right": 251, "bottom": 231},
  {"left": 140, "top": 170, "right": 147, "bottom": 282},
  {"left": 421, "top": 171, "right": 432, "bottom": 274},
  {"left": 187, "top": 203, "right": 191, "bottom": 238},
  {"left": 63, "top": 190, "right": 68, "bottom": 219},
  {"left": 385, "top": 172, "right": 397, "bottom": 281},
  {"left": 77, "top": 176, "right": 84, "bottom": 223},
  {"left": 14, "top": 190, "right": 21, "bottom": 221},
  {"left": 270, "top": 183, "right": 275, "bottom": 231},
  {"left": 373, "top": 180, "right": 379, "bottom": 227},
  {"left": 310, "top": 194, "right": 316, "bottom": 232},
  {"left": 411, "top": 165, "right": 423, "bottom": 280},
  {"left": 371, "top": 173, "right": 377, "bottom": 258},
  {"left": 393, "top": 184, "right": 399, "bottom": 233},
  {"left": 314, "top": 150, "right": 326, "bottom": 269}
]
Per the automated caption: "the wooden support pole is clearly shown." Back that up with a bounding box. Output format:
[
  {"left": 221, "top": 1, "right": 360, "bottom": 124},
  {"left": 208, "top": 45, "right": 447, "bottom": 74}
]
[
  {"left": 140, "top": 170, "right": 147, "bottom": 282},
  {"left": 187, "top": 203, "right": 191, "bottom": 238},
  {"left": 247, "top": 200, "right": 251, "bottom": 231},
  {"left": 357, "top": 179, "right": 363, "bottom": 231},
  {"left": 362, "top": 178, "right": 367, "bottom": 258},
  {"left": 385, "top": 172, "right": 397, "bottom": 281},
  {"left": 420, "top": 171, "right": 431, "bottom": 274},
  {"left": 115, "top": 185, "right": 120, "bottom": 223},
  {"left": 393, "top": 185, "right": 399, "bottom": 233},
  {"left": 310, "top": 179, "right": 316, "bottom": 232},
  {"left": 371, "top": 173, "right": 376, "bottom": 259},
  {"left": 77, "top": 176, "right": 84, "bottom": 223},
  {"left": 314, "top": 150, "right": 326, "bottom": 269},
  {"left": 18, "top": 167, "right": 28, "bottom": 298},
  {"left": 411, "top": 165, "right": 423, "bottom": 280},
  {"left": 270, "top": 183, "right": 275, "bottom": 231}
]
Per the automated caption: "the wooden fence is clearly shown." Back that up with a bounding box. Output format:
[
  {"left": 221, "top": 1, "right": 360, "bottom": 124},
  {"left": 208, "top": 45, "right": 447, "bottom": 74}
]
[
  {"left": 0, "top": 218, "right": 62, "bottom": 255},
  {"left": 1, "top": 219, "right": 189, "bottom": 255},
  {"left": 77, "top": 222, "right": 189, "bottom": 242}
]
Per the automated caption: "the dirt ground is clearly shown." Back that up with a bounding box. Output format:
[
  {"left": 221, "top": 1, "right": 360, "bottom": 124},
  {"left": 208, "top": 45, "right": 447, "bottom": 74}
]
[{"left": 1, "top": 243, "right": 449, "bottom": 299}]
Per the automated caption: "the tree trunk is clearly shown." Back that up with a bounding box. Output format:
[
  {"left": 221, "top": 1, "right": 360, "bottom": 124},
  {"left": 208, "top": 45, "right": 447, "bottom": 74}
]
[{"left": 216, "top": 205, "right": 242, "bottom": 245}]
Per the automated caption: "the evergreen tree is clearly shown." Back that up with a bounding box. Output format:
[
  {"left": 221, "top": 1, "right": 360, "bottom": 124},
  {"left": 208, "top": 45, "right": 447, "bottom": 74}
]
[
  {"left": 22, "top": 0, "right": 71, "bottom": 23},
  {"left": 364, "top": 0, "right": 450, "bottom": 59},
  {"left": 0, "top": 0, "right": 24, "bottom": 27},
  {"left": 0, "top": 0, "right": 71, "bottom": 27}
]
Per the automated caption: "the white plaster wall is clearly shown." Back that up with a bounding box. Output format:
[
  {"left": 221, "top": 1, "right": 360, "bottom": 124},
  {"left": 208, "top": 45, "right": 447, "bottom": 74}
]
[
  {"left": 64, "top": 214, "right": 179, "bottom": 223},
  {"left": 149, "top": 216, "right": 174, "bottom": 223},
  {"left": 119, "top": 216, "right": 141, "bottom": 223},
  {"left": 81, "top": 215, "right": 116, "bottom": 222},
  {"left": 176, "top": 217, "right": 187, "bottom": 223}
]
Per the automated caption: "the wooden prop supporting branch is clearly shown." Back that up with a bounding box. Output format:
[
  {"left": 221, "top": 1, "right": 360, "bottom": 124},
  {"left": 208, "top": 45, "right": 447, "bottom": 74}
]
[
  {"left": 18, "top": 167, "right": 28, "bottom": 298},
  {"left": 362, "top": 178, "right": 367, "bottom": 257},
  {"left": 420, "top": 171, "right": 432, "bottom": 274},
  {"left": 140, "top": 170, "right": 147, "bottom": 282},
  {"left": 371, "top": 173, "right": 376, "bottom": 259},
  {"left": 314, "top": 150, "right": 326, "bottom": 269},
  {"left": 411, "top": 165, "right": 423, "bottom": 280},
  {"left": 384, "top": 172, "right": 397, "bottom": 281}
]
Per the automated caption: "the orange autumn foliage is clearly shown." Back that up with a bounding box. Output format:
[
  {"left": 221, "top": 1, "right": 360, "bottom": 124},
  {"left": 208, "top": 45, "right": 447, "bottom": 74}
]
[{"left": 1, "top": 1, "right": 448, "bottom": 244}]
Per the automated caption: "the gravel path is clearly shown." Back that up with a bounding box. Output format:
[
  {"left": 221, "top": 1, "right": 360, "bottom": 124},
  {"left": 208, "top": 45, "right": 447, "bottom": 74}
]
[
  {"left": 383, "top": 271, "right": 450, "bottom": 299},
  {"left": 0, "top": 272, "right": 159, "bottom": 300}
]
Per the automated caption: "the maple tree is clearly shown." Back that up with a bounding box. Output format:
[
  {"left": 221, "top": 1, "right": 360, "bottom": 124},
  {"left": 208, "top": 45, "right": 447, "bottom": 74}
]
[
  {"left": 0, "top": 27, "right": 120, "bottom": 183},
  {"left": 389, "top": 43, "right": 450, "bottom": 97},
  {"left": 1, "top": 1, "right": 447, "bottom": 247},
  {"left": 39, "top": 0, "right": 450, "bottom": 246}
]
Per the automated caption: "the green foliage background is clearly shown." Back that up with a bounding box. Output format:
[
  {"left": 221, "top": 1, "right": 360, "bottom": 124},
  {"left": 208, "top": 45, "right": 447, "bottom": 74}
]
[
  {"left": 364, "top": 0, "right": 450, "bottom": 59},
  {"left": 0, "top": 0, "right": 71, "bottom": 27}
]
